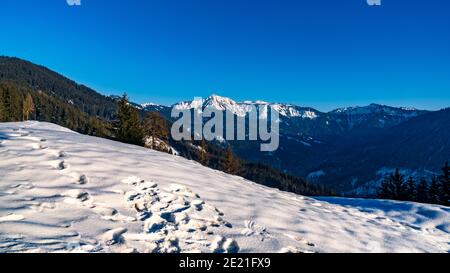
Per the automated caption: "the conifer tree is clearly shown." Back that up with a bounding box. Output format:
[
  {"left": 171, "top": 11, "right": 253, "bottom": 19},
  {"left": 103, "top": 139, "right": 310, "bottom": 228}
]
[
  {"left": 377, "top": 169, "right": 407, "bottom": 200},
  {"left": 416, "top": 178, "right": 429, "bottom": 203},
  {"left": 198, "top": 140, "right": 209, "bottom": 166},
  {"left": 116, "top": 94, "right": 144, "bottom": 146},
  {"left": 0, "top": 82, "right": 22, "bottom": 122},
  {"left": 378, "top": 177, "right": 393, "bottom": 199},
  {"left": 143, "top": 111, "right": 169, "bottom": 149},
  {"left": 222, "top": 147, "right": 241, "bottom": 175},
  {"left": 0, "top": 85, "right": 5, "bottom": 121},
  {"left": 438, "top": 161, "right": 450, "bottom": 206},
  {"left": 390, "top": 168, "right": 406, "bottom": 200},
  {"left": 23, "top": 93, "right": 35, "bottom": 120},
  {"left": 428, "top": 176, "right": 441, "bottom": 204},
  {"left": 405, "top": 176, "right": 416, "bottom": 201}
]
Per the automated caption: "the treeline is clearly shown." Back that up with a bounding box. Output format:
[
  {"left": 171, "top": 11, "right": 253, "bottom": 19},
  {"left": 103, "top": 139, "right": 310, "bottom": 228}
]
[
  {"left": 0, "top": 81, "right": 110, "bottom": 137},
  {"left": 378, "top": 163, "right": 450, "bottom": 206}
]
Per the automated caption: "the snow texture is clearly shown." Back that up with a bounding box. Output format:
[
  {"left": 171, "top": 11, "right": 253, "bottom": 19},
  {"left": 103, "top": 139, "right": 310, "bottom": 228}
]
[{"left": 0, "top": 121, "right": 448, "bottom": 253}]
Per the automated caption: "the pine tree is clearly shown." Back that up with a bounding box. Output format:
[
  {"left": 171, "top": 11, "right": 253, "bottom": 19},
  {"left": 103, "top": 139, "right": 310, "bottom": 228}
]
[
  {"left": 438, "top": 161, "right": 450, "bottom": 206},
  {"left": 405, "top": 176, "right": 416, "bottom": 201},
  {"left": 428, "top": 177, "right": 441, "bottom": 204},
  {"left": 23, "top": 93, "right": 35, "bottom": 120},
  {"left": 116, "top": 94, "right": 144, "bottom": 146},
  {"left": 390, "top": 169, "right": 406, "bottom": 200},
  {"left": 222, "top": 147, "right": 241, "bottom": 175},
  {"left": 378, "top": 177, "right": 393, "bottom": 199},
  {"left": 143, "top": 111, "right": 169, "bottom": 149},
  {"left": 198, "top": 140, "right": 209, "bottom": 166},
  {"left": 416, "top": 178, "right": 429, "bottom": 203},
  {"left": 0, "top": 82, "right": 22, "bottom": 122}
]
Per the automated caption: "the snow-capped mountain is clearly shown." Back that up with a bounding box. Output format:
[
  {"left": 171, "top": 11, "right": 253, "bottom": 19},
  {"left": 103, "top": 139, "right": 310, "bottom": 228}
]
[
  {"left": 329, "top": 103, "right": 426, "bottom": 129},
  {"left": 140, "top": 102, "right": 169, "bottom": 112},
  {"left": 140, "top": 94, "right": 439, "bottom": 195},
  {"left": 331, "top": 103, "right": 419, "bottom": 116},
  {"left": 172, "top": 94, "right": 321, "bottom": 119},
  {"left": 0, "top": 121, "right": 448, "bottom": 253},
  {"left": 168, "top": 95, "right": 425, "bottom": 129}
]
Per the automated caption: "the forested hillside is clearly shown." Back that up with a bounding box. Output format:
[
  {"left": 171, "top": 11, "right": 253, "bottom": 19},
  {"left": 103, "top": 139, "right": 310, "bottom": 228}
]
[
  {"left": 0, "top": 56, "right": 117, "bottom": 119},
  {"left": 0, "top": 81, "right": 110, "bottom": 137}
]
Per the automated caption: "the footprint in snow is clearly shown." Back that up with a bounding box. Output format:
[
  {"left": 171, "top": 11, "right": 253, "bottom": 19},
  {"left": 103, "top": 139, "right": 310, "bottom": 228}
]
[
  {"left": 78, "top": 174, "right": 89, "bottom": 185},
  {"left": 62, "top": 189, "right": 90, "bottom": 202},
  {"left": 210, "top": 236, "right": 239, "bottom": 253},
  {"left": 123, "top": 179, "right": 237, "bottom": 253},
  {"left": 241, "top": 220, "right": 270, "bottom": 240},
  {"left": 57, "top": 161, "right": 68, "bottom": 170},
  {"left": 102, "top": 228, "right": 128, "bottom": 246}
]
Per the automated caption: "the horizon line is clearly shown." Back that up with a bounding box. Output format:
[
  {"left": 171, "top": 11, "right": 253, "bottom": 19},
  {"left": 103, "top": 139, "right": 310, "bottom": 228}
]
[{"left": 2, "top": 55, "right": 448, "bottom": 113}]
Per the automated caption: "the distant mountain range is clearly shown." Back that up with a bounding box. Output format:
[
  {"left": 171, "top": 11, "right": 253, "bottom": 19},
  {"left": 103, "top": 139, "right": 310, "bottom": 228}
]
[
  {"left": 138, "top": 94, "right": 448, "bottom": 195},
  {"left": 1, "top": 56, "right": 448, "bottom": 196}
]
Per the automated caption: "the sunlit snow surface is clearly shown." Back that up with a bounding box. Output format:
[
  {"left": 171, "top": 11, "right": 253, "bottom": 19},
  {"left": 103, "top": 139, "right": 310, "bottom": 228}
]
[{"left": 0, "top": 122, "right": 448, "bottom": 253}]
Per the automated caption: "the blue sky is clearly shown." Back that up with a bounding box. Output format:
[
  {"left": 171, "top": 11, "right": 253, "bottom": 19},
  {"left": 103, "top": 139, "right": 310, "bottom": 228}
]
[{"left": 1, "top": 0, "right": 449, "bottom": 111}]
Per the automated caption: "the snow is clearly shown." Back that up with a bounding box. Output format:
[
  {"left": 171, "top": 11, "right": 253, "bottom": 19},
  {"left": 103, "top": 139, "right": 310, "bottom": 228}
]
[
  {"left": 330, "top": 103, "right": 421, "bottom": 118},
  {"left": 317, "top": 197, "right": 450, "bottom": 234},
  {"left": 141, "top": 102, "right": 163, "bottom": 108},
  {"left": 0, "top": 121, "right": 449, "bottom": 253},
  {"left": 172, "top": 94, "right": 319, "bottom": 119}
]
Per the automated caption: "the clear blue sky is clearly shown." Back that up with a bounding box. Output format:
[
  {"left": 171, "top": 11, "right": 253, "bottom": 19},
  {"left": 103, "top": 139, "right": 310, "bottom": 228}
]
[{"left": 1, "top": 0, "right": 449, "bottom": 111}]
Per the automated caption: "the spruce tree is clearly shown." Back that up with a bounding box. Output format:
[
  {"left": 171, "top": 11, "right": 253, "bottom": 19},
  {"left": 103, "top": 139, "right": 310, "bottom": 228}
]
[
  {"left": 405, "top": 176, "right": 416, "bottom": 201},
  {"left": 428, "top": 177, "right": 441, "bottom": 204},
  {"left": 0, "top": 82, "right": 22, "bottom": 121},
  {"left": 389, "top": 169, "right": 406, "bottom": 200},
  {"left": 416, "top": 178, "right": 429, "bottom": 203},
  {"left": 438, "top": 161, "right": 450, "bottom": 206},
  {"left": 143, "top": 111, "right": 169, "bottom": 149},
  {"left": 116, "top": 94, "right": 144, "bottom": 146},
  {"left": 222, "top": 147, "right": 241, "bottom": 175},
  {"left": 378, "top": 177, "right": 393, "bottom": 199}
]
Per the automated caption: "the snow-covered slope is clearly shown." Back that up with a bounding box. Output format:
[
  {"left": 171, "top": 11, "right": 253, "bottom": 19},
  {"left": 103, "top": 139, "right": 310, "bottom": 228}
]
[{"left": 0, "top": 122, "right": 449, "bottom": 253}]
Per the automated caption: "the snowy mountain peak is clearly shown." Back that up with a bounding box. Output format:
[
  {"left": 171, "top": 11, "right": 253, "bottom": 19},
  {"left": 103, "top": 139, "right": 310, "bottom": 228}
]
[
  {"left": 204, "top": 94, "right": 240, "bottom": 111},
  {"left": 172, "top": 94, "right": 320, "bottom": 119},
  {"left": 140, "top": 102, "right": 169, "bottom": 112},
  {"left": 331, "top": 104, "right": 423, "bottom": 117},
  {"left": 141, "top": 102, "right": 162, "bottom": 108}
]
